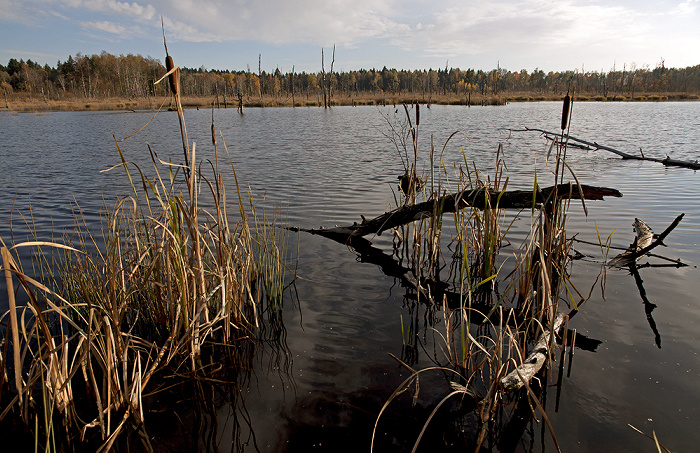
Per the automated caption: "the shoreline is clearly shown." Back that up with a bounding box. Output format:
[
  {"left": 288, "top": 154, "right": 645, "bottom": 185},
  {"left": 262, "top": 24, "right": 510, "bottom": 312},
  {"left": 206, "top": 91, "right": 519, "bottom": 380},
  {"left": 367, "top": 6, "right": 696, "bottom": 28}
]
[{"left": 2, "top": 91, "right": 698, "bottom": 113}]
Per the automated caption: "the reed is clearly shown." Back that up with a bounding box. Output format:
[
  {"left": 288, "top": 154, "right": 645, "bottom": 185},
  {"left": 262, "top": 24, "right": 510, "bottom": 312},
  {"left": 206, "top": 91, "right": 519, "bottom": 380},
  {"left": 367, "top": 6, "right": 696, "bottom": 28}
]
[
  {"left": 374, "top": 98, "right": 586, "bottom": 451},
  {"left": 0, "top": 63, "right": 291, "bottom": 450}
]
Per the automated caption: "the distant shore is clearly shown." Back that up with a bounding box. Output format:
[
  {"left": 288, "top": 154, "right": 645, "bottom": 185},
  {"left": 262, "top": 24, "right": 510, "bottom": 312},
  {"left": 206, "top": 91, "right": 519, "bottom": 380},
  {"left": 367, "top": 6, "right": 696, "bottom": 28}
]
[{"left": 2, "top": 91, "right": 698, "bottom": 113}]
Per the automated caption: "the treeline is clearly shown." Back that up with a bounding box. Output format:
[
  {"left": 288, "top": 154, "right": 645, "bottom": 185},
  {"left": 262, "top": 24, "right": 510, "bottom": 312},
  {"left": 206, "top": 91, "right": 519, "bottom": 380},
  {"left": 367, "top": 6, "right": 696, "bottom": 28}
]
[{"left": 2, "top": 51, "right": 699, "bottom": 102}]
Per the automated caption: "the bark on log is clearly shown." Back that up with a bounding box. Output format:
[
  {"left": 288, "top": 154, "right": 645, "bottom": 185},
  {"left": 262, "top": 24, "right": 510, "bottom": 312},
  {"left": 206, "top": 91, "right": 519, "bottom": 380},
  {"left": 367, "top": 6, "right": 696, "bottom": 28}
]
[
  {"left": 291, "top": 184, "right": 622, "bottom": 240},
  {"left": 510, "top": 127, "right": 700, "bottom": 170},
  {"left": 500, "top": 312, "right": 567, "bottom": 391}
]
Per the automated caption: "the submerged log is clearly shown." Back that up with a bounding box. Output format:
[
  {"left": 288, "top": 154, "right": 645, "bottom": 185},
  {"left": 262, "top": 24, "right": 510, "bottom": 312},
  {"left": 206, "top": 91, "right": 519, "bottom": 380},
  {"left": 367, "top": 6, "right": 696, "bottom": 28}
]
[
  {"left": 291, "top": 184, "right": 622, "bottom": 240},
  {"left": 510, "top": 127, "right": 700, "bottom": 170}
]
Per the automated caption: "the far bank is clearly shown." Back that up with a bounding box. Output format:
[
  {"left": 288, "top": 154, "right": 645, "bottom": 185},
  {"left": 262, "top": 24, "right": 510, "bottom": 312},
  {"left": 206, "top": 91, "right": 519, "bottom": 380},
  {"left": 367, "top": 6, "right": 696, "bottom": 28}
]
[{"left": 2, "top": 91, "right": 699, "bottom": 113}]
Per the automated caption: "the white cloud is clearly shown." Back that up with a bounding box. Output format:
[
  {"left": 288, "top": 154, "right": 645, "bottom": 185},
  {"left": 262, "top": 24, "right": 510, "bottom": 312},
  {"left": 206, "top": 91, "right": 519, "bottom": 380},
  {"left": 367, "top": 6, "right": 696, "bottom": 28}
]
[
  {"left": 62, "top": 0, "right": 156, "bottom": 20},
  {"left": 159, "top": 0, "right": 402, "bottom": 45},
  {"left": 3, "top": 0, "right": 699, "bottom": 71},
  {"left": 671, "top": 0, "right": 698, "bottom": 15},
  {"left": 384, "top": 0, "right": 649, "bottom": 62},
  {"left": 0, "top": 0, "right": 21, "bottom": 21},
  {"left": 80, "top": 20, "right": 129, "bottom": 35}
]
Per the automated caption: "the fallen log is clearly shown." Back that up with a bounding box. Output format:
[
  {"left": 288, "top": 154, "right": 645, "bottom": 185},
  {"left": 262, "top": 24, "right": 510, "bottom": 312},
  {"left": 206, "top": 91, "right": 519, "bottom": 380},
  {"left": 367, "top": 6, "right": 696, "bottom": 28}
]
[
  {"left": 290, "top": 184, "right": 622, "bottom": 240},
  {"left": 500, "top": 312, "right": 567, "bottom": 391},
  {"left": 509, "top": 127, "right": 700, "bottom": 170}
]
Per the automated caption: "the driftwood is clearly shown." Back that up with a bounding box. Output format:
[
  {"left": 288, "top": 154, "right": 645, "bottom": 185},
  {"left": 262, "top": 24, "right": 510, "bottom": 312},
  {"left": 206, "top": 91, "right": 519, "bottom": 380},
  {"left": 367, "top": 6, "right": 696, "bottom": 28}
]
[
  {"left": 608, "top": 218, "right": 655, "bottom": 267},
  {"left": 500, "top": 312, "right": 567, "bottom": 391},
  {"left": 510, "top": 127, "right": 700, "bottom": 170},
  {"left": 609, "top": 214, "right": 685, "bottom": 267},
  {"left": 290, "top": 184, "right": 622, "bottom": 241}
]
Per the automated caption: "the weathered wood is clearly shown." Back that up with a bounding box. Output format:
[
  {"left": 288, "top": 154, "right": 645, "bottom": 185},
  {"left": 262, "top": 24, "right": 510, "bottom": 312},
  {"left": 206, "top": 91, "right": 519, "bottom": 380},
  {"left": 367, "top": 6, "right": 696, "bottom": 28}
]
[
  {"left": 608, "top": 218, "right": 655, "bottom": 267},
  {"left": 291, "top": 184, "right": 622, "bottom": 240},
  {"left": 510, "top": 127, "right": 700, "bottom": 170},
  {"left": 500, "top": 312, "right": 567, "bottom": 391},
  {"left": 609, "top": 214, "right": 684, "bottom": 267}
]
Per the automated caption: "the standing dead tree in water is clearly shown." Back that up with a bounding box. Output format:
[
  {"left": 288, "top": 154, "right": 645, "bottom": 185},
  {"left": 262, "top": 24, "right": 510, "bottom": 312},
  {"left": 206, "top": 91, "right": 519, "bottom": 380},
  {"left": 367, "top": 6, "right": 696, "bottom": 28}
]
[
  {"left": 320, "top": 45, "right": 336, "bottom": 108},
  {"left": 507, "top": 127, "right": 700, "bottom": 170}
]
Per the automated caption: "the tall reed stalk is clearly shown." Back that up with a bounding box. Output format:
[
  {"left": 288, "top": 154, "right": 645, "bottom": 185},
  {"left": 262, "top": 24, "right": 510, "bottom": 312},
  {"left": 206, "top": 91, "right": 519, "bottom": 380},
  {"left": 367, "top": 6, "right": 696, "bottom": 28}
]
[
  {"left": 374, "top": 100, "right": 585, "bottom": 452},
  {"left": 0, "top": 54, "right": 291, "bottom": 450}
]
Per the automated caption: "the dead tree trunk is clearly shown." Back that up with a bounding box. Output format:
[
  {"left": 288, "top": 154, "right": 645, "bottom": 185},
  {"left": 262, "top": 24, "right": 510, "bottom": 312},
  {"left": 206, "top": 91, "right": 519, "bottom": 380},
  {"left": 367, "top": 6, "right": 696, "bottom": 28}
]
[{"left": 291, "top": 184, "right": 622, "bottom": 241}]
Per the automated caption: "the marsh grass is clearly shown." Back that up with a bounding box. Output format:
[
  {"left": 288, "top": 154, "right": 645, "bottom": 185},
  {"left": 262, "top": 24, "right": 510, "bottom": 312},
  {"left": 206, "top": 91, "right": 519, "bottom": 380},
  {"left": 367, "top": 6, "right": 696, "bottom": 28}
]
[
  {"left": 374, "top": 100, "right": 586, "bottom": 451},
  {"left": 0, "top": 58, "right": 291, "bottom": 451}
]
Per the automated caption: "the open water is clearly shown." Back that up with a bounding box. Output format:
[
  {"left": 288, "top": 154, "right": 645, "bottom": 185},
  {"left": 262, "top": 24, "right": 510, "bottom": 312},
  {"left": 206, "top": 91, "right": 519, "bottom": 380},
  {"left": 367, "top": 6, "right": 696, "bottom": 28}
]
[{"left": 1, "top": 101, "right": 700, "bottom": 452}]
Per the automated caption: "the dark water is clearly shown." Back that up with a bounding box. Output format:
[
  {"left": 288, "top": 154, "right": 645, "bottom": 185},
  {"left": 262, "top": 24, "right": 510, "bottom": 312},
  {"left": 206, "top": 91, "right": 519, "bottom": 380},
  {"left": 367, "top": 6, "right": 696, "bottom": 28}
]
[{"left": 2, "top": 102, "right": 700, "bottom": 452}]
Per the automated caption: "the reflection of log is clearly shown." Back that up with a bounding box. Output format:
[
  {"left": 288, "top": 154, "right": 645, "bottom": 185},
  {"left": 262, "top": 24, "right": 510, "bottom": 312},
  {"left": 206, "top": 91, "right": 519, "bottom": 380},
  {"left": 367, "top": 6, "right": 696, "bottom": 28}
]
[
  {"left": 308, "top": 228, "right": 492, "bottom": 312},
  {"left": 291, "top": 184, "right": 621, "bottom": 240},
  {"left": 510, "top": 127, "right": 700, "bottom": 170},
  {"left": 608, "top": 216, "right": 686, "bottom": 348},
  {"left": 630, "top": 264, "right": 662, "bottom": 348},
  {"left": 500, "top": 312, "right": 566, "bottom": 391}
]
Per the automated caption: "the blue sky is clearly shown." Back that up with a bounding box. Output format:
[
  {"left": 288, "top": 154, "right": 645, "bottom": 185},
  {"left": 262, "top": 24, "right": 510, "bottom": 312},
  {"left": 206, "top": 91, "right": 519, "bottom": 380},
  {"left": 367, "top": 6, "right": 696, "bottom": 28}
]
[{"left": 1, "top": 0, "right": 698, "bottom": 73}]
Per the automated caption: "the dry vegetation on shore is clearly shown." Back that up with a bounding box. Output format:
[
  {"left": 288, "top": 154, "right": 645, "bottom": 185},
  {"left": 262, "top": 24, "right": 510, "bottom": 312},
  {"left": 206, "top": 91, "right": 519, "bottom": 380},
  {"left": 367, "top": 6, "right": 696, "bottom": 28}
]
[{"left": 3, "top": 90, "right": 698, "bottom": 113}]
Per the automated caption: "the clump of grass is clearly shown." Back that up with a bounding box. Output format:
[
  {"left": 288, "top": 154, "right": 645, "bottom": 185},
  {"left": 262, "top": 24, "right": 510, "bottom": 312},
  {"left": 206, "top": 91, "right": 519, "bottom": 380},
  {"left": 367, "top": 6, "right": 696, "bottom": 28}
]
[
  {"left": 374, "top": 98, "right": 586, "bottom": 451},
  {"left": 0, "top": 50, "right": 291, "bottom": 451}
]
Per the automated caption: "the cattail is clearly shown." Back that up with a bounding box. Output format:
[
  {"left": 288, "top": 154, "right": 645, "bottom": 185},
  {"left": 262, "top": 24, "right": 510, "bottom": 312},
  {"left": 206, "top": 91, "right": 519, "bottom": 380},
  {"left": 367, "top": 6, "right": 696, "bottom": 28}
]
[
  {"left": 561, "top": 93, "right": 570, "bottom": 131},
  {"left": 211, "top": 112, "right": 217, "bottom": 147},
  {"left": 166, "top": 55, "right": 179, "bottom": 96},
  {"left": 416, "top": 102, "right": 420, "bottom": 127}
]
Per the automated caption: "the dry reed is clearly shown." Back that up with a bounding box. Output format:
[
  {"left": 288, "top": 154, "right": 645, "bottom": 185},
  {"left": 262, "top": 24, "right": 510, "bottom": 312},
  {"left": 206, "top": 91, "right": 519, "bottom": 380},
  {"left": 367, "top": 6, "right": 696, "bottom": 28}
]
[
  {"left": 0, "top": 51, "right": 291, "bottom": 451},
  {"left": 372, "top": 99, "right": 586, "bottom": 452}
]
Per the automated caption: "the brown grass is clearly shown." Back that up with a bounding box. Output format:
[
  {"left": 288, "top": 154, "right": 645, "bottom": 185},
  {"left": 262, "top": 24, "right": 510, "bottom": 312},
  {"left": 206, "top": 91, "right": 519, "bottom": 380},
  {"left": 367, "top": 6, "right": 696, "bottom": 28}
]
[{"left": 4, "top": 90, "right": 697, "bottom": 113}]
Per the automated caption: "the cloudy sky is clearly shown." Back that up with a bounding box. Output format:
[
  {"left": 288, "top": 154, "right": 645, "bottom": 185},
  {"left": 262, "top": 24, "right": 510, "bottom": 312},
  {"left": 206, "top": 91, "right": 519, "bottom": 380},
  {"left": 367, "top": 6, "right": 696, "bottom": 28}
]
[{"left": 1, "top": 0, "right": 698, "bottom": 73}]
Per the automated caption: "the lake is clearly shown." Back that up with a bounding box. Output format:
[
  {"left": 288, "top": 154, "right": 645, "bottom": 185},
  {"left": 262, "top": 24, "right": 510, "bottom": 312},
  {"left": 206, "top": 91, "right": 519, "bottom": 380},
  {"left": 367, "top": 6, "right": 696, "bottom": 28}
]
[{"left": 2, "top": 101, "right": 700, "bottom": 452}]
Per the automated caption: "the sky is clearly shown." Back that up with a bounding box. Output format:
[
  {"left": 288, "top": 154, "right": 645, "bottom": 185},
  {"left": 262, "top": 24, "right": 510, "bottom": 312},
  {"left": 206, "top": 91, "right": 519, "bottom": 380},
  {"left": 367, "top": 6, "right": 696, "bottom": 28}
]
[{"left": 1, "top": 0, "right": 698, "bottom": 74}]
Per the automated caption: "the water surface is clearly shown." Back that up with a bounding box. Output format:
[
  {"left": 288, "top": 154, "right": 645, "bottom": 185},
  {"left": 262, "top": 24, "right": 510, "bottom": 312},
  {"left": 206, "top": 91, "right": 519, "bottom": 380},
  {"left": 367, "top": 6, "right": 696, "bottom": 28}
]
[{"left": 2, "top": 102, "right": 700, "bottom": 452}]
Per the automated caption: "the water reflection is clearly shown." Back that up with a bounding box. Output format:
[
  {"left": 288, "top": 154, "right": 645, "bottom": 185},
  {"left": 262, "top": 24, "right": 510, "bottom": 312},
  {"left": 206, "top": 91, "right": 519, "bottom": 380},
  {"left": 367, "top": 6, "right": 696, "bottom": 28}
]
[{"left": 3, "top": 103, "right": 700, "bottom": 452}]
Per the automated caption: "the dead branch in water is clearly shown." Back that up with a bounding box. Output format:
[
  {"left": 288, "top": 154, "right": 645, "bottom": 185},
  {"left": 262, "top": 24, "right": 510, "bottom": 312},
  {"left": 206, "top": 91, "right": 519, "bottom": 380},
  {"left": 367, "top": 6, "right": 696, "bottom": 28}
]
[
  {"left": 607, "top": 214, "right": 685, "bottom": 348},
  {"left": 290, "top": 183, "right": 621, "bottom": 241},
  {"left": 609, "top": 214, "right": 685, "bottom": 266},
  {"left": 508, "top": 127, "right": 700, "bottom": 170}
]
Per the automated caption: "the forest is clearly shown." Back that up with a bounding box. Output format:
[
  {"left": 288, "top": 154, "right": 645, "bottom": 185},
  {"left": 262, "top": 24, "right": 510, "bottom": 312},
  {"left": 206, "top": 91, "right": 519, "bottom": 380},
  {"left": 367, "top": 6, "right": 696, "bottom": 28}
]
[{"left": 2, "top": 51, "right": 699, "bottom": 105}]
